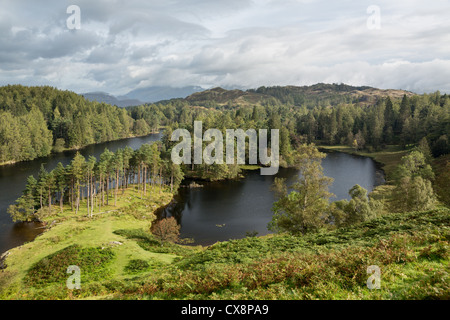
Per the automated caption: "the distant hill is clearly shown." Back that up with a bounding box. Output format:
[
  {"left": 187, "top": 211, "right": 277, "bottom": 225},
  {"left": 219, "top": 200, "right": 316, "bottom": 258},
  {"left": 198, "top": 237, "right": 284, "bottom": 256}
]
[
  {"left": 82, "top": 92, "right": 143, "bottom": 108},
  {"left": 83, "top": 86, "right": 205, "bottom": 107},
  {"left": 184, "top": 83, "right": 415, "bottom": 108},
  {"left": 123, "top": 86, "right": 204, "bottom": 103},
  {"left": 84, "top": 83, "right": 414, "bottom": 108}
]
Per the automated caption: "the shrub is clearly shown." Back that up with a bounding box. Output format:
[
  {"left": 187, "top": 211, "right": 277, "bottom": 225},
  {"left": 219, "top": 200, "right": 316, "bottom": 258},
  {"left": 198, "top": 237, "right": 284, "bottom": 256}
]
[
  {"left": 24, "top": 245, "right": 115, "bottom": 288},
  {"left": 124, "top": 259, "right": 150, "bottom": 274}
]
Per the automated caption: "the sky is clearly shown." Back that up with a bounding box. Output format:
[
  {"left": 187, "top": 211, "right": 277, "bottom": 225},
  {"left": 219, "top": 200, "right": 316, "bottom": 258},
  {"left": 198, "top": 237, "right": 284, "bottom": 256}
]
[{"left": 1, "top": 0, "right": 450, "bottom": 96}]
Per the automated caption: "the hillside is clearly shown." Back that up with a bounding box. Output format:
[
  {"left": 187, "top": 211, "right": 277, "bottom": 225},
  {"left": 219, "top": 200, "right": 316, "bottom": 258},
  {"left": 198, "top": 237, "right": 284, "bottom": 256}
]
[
  {"left": 184, "top": 83, "right": 415, "bottom": 108},
  {"left": 0, "top": 198, "right": 448, "bottom": 299},
  {"left": 0, "top": 85, "right": 159, "bottom": 164}
]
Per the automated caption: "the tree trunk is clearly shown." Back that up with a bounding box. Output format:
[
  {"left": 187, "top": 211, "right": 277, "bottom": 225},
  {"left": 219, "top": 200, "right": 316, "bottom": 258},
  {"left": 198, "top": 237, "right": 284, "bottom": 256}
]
[
  {"left": 60, "top": 190, "right": 64, "bottom": 213},
  {"left": 106, "top": 175, "right": 110, "bottom": 205},
  {"left": 75, "top": 183, "right": 80, "bottom": 215},
  {"left": 114, "top": 169, "right": 119, "bottom": 206},
  {"left": 143, "top": 167, "right": 147, "bottom": 196},
  {"left": 137, "top": 165, "right": 141, "bottom": 192},
  {"left": 159, "top": 167, "right": 163, "bottom": 194},
  {"left": 70, "top": 179, "right": 74, "bottom": 212},
  {"left": 48, "top": 188, "right": 52, "bottom": 214},
  {"left": 87, "top": 173, "right": 90, "bottom": 214},
  {"left": 122, "top": 168, "right": 126, "bottom": 195}
]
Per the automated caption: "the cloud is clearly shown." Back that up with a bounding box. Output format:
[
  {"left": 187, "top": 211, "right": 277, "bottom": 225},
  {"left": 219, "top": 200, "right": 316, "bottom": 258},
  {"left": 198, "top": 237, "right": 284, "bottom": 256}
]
[{"left": 0, "top": 0, "right": 449, "bottom": 94}]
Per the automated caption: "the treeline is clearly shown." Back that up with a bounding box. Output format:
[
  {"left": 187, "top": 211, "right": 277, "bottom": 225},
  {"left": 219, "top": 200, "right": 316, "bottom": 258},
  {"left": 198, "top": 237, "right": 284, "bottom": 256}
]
[
  {"left": 124, "top": 90, "right": 449, "bottom": 181},
  {"left": 7, "top": 142, "right": 184, "bottom": 222},
  {"left": 0, "top": 85, "right": 163, "bottom": 164},
  {"left": 2, "top": 84, "right": 448, "bottom": 175},
  {"left": 160, "top": 91, "right": 449, "bottom": 158},
  {"left": 296, "top": 93, "right": 450, "bottom": 157},
  {"left": 148, "top": 93, "right": 448, "bottom": 177}
]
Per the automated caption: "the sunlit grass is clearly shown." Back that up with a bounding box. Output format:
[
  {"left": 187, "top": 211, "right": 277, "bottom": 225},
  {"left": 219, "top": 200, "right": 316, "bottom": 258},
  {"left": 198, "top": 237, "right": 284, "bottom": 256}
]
[{"left": 0, "top": 184, "right": 176, "bottom": 299}]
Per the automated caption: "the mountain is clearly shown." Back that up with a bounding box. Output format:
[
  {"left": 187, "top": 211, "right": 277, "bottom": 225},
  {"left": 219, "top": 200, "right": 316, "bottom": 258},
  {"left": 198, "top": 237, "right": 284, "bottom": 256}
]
[
  {"left": 82, "top": 92, "right": 143, "bottom": 108},
  {"left": 83, "top": 86, "right": 205, "bottom": 107},
  {"left": 123, "top": 86, "right": 204, "bottom": 103}
]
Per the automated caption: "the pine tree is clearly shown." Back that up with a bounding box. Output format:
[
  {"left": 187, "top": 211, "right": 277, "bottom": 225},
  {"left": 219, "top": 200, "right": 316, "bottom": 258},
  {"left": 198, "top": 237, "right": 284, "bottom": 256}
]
[
  {"left": 53, "top": 162, "right": 67, "bottom": 213},
  {"left": 7, "top": 175, "right": 38, "bottom": 222},
  {"left": 70, "top": 152, "right": 86, "bottom": 214},
  {"left": 112, "top": 149, "right": 123, "bottom": 206}
]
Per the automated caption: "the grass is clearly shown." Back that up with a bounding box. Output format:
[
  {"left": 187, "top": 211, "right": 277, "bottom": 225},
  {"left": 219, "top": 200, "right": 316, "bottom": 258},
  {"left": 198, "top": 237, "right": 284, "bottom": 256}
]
[
  {"left": 107, "top": 207, "right": 449, "bottom": 300},
  {"left": 0, "top": 184, "right": 177, "bottom": 299},
  {"left": 2, "top": 204, "right": 447, "bottom": 300},
  {"left": 239, "top": 164, "right": 261, "bottom": 171}
]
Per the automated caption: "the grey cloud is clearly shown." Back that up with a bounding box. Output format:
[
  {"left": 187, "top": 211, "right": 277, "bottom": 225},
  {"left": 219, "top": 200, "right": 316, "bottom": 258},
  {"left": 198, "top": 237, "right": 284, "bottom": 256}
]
[
  {"left": 1, "top": 0, "right": 450, "bottom": 95},
  {"left": 86, "top": 44, "right": 126, "bottom": 64}
]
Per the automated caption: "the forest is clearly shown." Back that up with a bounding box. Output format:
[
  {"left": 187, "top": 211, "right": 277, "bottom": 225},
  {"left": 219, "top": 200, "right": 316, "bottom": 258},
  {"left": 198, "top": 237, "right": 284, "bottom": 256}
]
[
  {"left": 6, "top": 84, "right": 450, "bottom": 225},
  {"left": 146, "top": 86, "right": 450, "bottom": 181},
  {"left": 1, "top": 84, "right": 448, "bottom": 166},
  {"left": 7, "top": 143, "right": 184, "bottom": 223},
  {"left": 0, "top": 85, "right": 161, "bottom": 164}
]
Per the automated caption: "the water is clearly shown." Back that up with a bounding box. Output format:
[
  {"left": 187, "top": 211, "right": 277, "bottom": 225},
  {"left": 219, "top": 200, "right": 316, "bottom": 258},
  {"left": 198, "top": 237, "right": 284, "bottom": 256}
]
[
  {"left": 0, "top": 136, "right": 384, "bottom": 252},
  {"left": 0, "top": 133, "right": 162, "bottom": 254},
  {"left": 159, "top": 151, "right": 385, "bottom": 245}
]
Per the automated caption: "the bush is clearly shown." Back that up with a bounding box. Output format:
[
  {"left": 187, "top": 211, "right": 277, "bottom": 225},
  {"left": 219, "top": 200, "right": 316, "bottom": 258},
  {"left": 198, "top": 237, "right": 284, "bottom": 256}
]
[
  {"left": 419, "top": 241, "right": 449, "bottom": 261},
  {"left": 24, "top": 245, "right": 115, "bottom": 288},
  {"left": 124, "top": 259, "right": 150, "bottom": 274}
]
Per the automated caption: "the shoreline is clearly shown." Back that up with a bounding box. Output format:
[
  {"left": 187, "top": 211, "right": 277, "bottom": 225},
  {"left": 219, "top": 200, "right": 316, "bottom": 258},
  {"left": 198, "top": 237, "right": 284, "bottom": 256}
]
[{"left": 0, "top": 131, "right": 162, "bottom": 168}]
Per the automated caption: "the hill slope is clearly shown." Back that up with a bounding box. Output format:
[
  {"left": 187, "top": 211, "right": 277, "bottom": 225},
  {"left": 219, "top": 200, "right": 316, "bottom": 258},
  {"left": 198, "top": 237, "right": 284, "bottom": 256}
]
[
  {"left": 1, "top": 205, "right": 448, "bottom": 300},
  {"left": 184, "top": 83, "right": 415, "bottom": 108}
]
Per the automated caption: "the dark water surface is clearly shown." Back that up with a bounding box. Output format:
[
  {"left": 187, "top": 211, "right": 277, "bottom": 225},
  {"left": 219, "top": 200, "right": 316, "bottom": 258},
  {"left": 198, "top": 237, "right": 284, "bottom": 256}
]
[
  {"left": 158, "top": 151, "right": 385, "bottom": 246},
  {"left": 0, "top": 133, "right": 162, "bottom": 254}
]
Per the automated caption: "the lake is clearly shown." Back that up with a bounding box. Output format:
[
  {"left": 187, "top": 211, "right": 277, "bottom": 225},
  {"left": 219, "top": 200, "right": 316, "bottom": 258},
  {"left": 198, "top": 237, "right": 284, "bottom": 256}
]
[
  {"left": 158, "top": 151, "right": 385, "bottom": 245},
  {"left": 0, "top": 135, "right": 384, "bottom": 253}
]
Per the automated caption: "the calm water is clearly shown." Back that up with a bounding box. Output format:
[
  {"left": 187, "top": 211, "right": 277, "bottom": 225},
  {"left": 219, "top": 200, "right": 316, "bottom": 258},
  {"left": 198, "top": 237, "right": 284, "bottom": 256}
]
[
  {"left": 158, "top": 151, "right": 385, "bottom": 245},
  {"left": 0, "top": 133, "right": 162, "bottom": 254},
  {"left": 0, "top": 137, "right": 384, "bottom": 253}
]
